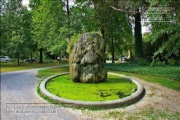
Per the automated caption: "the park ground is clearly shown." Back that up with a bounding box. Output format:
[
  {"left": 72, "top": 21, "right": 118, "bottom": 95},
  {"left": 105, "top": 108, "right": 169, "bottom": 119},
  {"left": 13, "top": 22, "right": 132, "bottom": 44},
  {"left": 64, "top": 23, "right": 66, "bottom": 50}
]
[{"left": 1, "top": 61, "right": 180, "bottom": 120}]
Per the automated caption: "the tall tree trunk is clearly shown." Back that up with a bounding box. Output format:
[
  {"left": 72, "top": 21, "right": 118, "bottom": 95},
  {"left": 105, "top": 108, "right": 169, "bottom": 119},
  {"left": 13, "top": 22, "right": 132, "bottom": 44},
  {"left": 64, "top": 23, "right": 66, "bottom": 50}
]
[
  {"left": 134, "top": 9, "right": 143, "bottom": 59},
  {"left": 66, "top": 0, "right": 70, "bottom": 16},
  {"left": 101, "top": 28, "right": 106, "bottom": 63},
  {"left": 39, "top": 48, "right": 43, "bottom": 63},
  {"left": 111, "top": 37, "right": 115, "bottom": 63},
  {"left": 66, "top": 0, "right": 70, "bottom": 41}
]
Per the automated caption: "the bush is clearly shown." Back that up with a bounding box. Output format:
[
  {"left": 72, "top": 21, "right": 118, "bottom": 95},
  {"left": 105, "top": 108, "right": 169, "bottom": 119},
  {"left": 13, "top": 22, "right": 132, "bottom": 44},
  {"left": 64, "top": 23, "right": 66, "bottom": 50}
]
[
  {"left": 133, "top": 58, "right": 149, "bottom": 66},
  {"left": 168, "top": 59, "right": 179, "bottom": 66},
  {"left": 150, "top": 60, "right": 155, "bottom": 67},
  {"left": 137, "top": 58, "right": 149, "bottom": 66},
  {"left": 150, "top": 60, "right": 165, "bottom": 67}
]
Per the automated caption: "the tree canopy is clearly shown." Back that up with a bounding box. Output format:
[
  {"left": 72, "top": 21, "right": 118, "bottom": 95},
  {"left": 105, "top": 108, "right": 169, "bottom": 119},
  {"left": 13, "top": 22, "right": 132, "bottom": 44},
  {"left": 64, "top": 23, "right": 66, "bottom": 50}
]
[{"left": 1, "top": 0, "right": 179, "bottom": 64}]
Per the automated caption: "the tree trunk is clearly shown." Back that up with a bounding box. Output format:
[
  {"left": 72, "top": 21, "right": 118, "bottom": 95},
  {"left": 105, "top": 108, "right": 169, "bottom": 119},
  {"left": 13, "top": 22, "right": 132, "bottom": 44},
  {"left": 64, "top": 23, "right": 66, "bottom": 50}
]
[
  {"left": 66, "top": 0, "right": 70, "bottom": 16},
  {"left": 111, "top": 37, "right": 115, "bottom": 63},
  {"left": 39, "top": 48, "right": 43, "bottom": 63},
  {"left": 134, "top": 9, "right": 143, "bottom": 59},
  {"left": 101, "top": 29, "right": 106, "bottom": 63},
  {"left": 66, "top": 0, "right": 70, "bottom": 41}
]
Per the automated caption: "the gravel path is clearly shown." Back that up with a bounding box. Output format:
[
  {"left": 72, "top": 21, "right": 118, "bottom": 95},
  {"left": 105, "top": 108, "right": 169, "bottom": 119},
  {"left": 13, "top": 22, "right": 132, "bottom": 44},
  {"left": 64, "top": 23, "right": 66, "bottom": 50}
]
[{"left": 1, "top": 67, "right": 88, "bottom": 120}]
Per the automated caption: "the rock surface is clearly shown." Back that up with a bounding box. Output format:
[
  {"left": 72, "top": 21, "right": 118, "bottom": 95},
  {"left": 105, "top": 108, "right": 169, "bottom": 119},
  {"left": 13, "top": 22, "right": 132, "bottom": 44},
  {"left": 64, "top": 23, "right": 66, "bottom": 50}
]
[{"left": 69, "top": 33, "right": 107, "bottom": 83}]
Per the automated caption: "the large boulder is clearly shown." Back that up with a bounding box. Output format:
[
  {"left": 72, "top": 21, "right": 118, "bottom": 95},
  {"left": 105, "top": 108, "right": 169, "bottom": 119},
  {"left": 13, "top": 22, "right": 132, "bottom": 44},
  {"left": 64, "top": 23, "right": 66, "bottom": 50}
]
[{"left": 69, "top": 33, "right": 107, "bottom": 83}]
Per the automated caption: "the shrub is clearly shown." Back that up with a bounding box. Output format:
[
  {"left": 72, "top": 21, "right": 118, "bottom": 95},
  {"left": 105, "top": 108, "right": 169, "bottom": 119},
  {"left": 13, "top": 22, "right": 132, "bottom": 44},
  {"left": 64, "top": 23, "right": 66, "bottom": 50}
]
[
  {"left": 133, "top": 58, "right": 149, "bottom": 66},
  {"left": 150, "top": 60, "right": 155, "bottom": 67},
  {"left": 168, "top": 59, "right": 179, "bottom": 66},
  {"left": 150, "top": 60, "right": 165, "bottom": 67}
]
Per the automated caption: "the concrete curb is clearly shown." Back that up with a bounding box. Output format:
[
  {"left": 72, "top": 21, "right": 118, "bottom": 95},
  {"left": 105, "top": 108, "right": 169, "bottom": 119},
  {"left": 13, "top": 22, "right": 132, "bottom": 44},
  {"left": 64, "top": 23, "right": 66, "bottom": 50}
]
[{"left": 40, "top": 72, "right": 145, "bottom": 109}]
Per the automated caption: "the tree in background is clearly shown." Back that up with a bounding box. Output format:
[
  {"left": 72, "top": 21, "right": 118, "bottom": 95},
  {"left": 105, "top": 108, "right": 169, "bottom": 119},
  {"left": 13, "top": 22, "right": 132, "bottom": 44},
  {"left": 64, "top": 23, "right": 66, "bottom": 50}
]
[
  {"left": 2, "top": 0, "right": 179, "bottom": 65},
  {"left": 30, "top": 0, "right": 67, "bottom": 63},
  {"left": 110, "top": 0, "right": 151, "bottom": 61},
  {"left": 92, "top": 0, "right": 133, "bottom": 63},
  {"left": 145, "top": 0, "right": 180, "bottom": 64},
  {"left": 1, "top": 0, "right": 34, "bottom": 65}
]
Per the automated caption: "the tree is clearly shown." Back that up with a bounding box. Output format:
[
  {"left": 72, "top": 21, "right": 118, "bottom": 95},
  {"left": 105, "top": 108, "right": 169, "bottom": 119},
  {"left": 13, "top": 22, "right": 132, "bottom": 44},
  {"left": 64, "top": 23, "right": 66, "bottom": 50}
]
[
  {"left": 70, "top": 2, "right": 99, "bottom": 35},
  {"left": 110, "top": 0, "right": 151, "bottom": 61},
  {"left": 31, "top": 0, "right": 66, "bottom": 63},
  {"left": 92, "top": 0, "right": 133, "bottom": 63},
  {"left": 145, "top": 0, "right": 180, "bottom": 62},
  {"left": 1, "top": 0, "right": 34, "bottom": 65}
]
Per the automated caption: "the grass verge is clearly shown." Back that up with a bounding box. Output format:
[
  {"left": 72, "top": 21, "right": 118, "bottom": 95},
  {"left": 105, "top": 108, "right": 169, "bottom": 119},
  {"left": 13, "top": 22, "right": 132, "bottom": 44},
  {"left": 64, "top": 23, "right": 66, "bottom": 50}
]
[
  {"left": 37, "top": 66, "right": 69, "bottom": 78},
  {"left": 0, "top": 60, "right": 68, "bottom": 72},
  {"left": 104, "top": 63, "right": 180, "bottom": 81},
  {"left": 110, "top": 71, "right": 180, "bottom": 91},
  {"left": 46, "top": 74, "right": 137, "bottom": 101}
]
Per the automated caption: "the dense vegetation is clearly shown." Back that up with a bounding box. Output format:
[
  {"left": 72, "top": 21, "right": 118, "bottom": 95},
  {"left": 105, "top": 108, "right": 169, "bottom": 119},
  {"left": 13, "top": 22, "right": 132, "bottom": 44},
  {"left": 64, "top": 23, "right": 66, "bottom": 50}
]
[
  {"left": 1, "top": 0, "right": 179, "bottom": 65},
  {"left": 105, "top": 63, "right": 180, "bottom": 81}
]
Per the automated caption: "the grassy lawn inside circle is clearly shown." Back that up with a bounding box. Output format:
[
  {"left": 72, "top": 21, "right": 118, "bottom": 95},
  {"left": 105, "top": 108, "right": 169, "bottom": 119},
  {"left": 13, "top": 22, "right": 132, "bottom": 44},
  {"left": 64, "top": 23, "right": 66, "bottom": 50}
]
[{"left": 46, "top": 74, "right": 137, "bottom": 102}]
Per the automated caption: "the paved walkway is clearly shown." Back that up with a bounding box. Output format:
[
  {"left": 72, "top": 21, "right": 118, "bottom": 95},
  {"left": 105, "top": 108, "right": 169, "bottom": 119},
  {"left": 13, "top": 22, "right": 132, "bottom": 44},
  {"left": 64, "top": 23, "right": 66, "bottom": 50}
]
[{"left": 1, "top": 67, "right": 88, "bottom": 120}]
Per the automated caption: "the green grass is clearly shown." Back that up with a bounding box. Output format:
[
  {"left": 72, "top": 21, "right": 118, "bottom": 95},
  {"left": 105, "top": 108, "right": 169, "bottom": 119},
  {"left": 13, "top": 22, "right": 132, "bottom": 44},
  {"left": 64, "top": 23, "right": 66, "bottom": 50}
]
[
  {"left": 37, "top": 65, "right": 180, "bottom": 91},
  {"left": 46, "top": 74, "right": 137, "bottom": 101},
  {"left": 0, "top": 60, "right": 68, "bottom": 72},
  {"left": 37, "top": 66, "right": 69, "bottom": 79},
  {"left": 104, "top": 63, "right": 180, "bottom": 81},
  {"left": 110, "top": 71, "right": 180, "bottom": 91}
]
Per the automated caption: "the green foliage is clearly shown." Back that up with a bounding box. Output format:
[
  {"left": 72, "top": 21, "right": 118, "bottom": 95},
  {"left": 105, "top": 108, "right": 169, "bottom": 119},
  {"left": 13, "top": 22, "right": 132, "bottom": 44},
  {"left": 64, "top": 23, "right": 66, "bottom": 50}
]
[
  {"left": 70, "top": 3, "right": 99, "bottom": 35},
  {"left": 31, "top": 0, "right": 67, "bottom": 54},
  {"left": 145, "top": 0, "right": 180, "bottom": 60},
  {"left": 135, "top": 58, "right": 150, "bottom": 66},
  {"left": 93, "top": 0, "right": 134, "bottom": 62},
  {"left": 104, "top": 63, "right": 180, "bottom": 81},
  {"left": 2, "top": 0, "right": 179, "bottom": 67},
  {"left": 66, "top": 34, "right": 81, "bottom": 54},
  {"left": 168, "top": 59, "right": 180, "bottom": 66},
  {"left": 1, "top": 0, "right": 34, "bottom": 59}
]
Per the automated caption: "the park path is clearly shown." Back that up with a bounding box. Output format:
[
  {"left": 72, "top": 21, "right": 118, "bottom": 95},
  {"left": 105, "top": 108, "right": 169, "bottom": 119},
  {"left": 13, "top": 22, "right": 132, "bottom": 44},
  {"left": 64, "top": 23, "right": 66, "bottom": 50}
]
[
  {"left": 1, "top": 66, "right": 89, "bottom": 120},
  {"left": 1, "top": 66, "right": 180, "bottom": 120}
]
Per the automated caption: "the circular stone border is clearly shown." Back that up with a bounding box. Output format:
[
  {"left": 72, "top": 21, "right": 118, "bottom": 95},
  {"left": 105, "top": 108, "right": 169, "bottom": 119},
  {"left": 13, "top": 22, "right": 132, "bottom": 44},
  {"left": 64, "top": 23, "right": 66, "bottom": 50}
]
[{"left": 39, "top": 72, "right": 145, "bottom": 109}]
